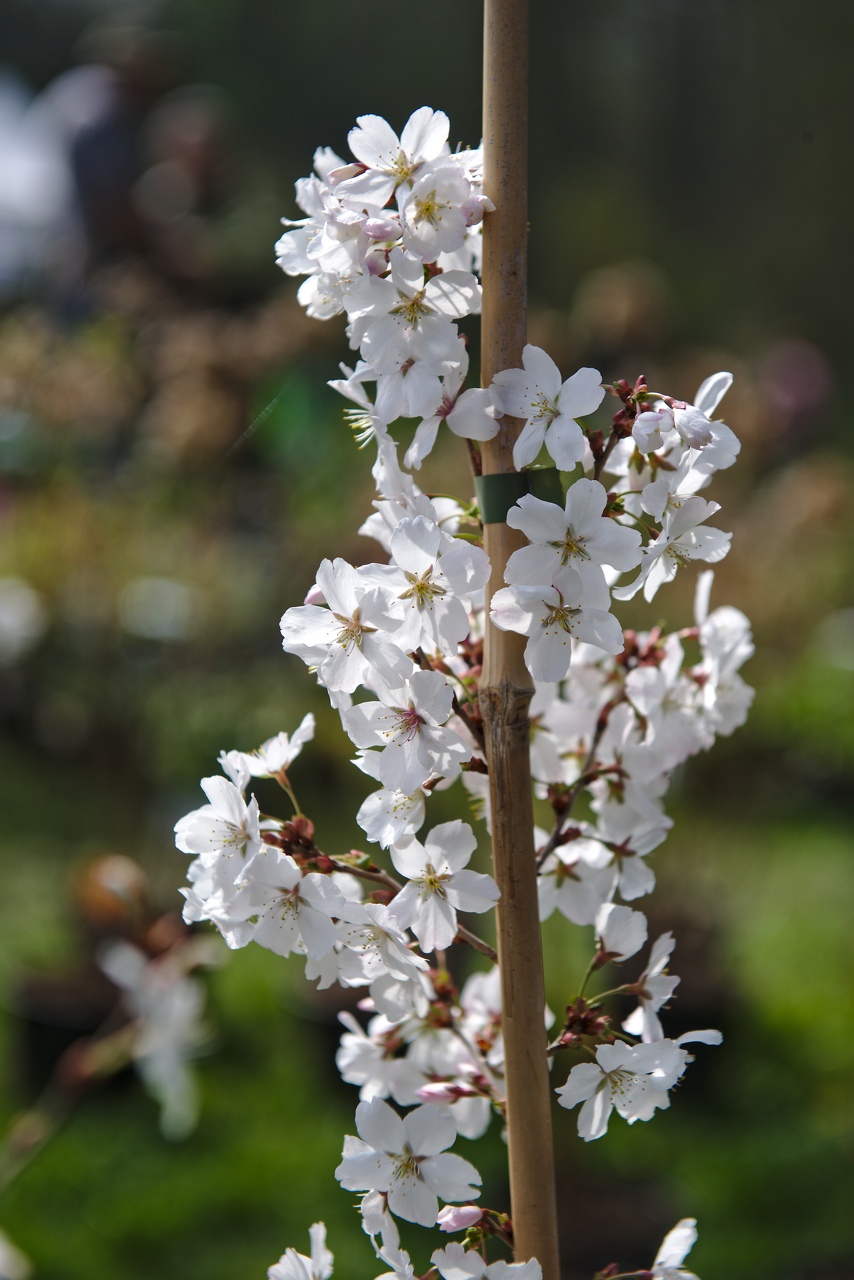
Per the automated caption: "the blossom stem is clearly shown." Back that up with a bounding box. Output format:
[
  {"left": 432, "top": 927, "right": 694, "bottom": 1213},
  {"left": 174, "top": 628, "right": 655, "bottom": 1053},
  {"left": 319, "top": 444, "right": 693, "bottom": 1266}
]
[
  {"left": 535, "top": 699, "right": 622, "bottom": 869},
  {"left": 479, "top": 1, "right": 560, "bottom": 1274}
]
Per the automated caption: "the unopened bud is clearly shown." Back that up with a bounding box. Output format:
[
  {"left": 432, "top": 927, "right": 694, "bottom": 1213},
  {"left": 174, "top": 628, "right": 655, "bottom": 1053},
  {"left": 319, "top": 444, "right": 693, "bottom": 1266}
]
[{"left": 437, "top": 1205, "right": 484, "bottom": 1233}]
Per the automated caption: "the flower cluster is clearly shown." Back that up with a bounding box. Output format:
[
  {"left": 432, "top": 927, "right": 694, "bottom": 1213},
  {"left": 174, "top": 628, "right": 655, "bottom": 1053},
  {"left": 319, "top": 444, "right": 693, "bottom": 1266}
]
[
  {"left": 276, "top": 107, "right": 499, "bottom": 471},
  {"left": 170, "top": 105, "right": 754, "bottom": 1280}
]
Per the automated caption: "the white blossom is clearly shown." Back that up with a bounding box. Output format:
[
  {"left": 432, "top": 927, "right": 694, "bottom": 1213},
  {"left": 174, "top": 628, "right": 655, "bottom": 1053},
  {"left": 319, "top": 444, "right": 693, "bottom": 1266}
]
[
  {"left": 388, "top": 820, "right": 499, "bottom": 952},
  {"left": 490, "top": 345, "right": 605, "bottom": 471},
  {"left": 335, "top": 1098, "right": 481, "bottom": 1227}
]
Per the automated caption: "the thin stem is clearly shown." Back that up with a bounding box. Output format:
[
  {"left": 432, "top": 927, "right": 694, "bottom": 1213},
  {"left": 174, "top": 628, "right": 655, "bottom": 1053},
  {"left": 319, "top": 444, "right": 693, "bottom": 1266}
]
[
  {"left": 535, "top": 703, "right": 618, "bottom": 870},
  {"left": 576, "top": 955, "right": 599, "bottom": 1000},
  {"left": 593, "top": 426, "right": 621, "bottom": 482}
]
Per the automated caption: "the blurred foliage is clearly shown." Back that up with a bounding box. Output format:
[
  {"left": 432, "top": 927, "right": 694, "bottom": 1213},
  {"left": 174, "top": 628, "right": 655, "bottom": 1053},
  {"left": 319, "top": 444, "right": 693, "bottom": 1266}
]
[{"left": 0, "top": 1, "right": 852, "bottom": 1279}]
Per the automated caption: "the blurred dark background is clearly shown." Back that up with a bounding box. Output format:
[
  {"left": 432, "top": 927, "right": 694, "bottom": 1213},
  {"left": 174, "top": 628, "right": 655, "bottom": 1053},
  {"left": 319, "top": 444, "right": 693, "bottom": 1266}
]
[{"left": 0, "top": 1, "right": 852, "bottom": 1277}]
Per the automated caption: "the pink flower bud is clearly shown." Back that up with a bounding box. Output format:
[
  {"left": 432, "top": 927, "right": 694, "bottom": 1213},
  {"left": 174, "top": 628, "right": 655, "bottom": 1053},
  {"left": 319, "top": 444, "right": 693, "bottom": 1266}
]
[
  {"left": 304, "top": 583, "right": 325, "bottom": 605},
  {"left": 416, "top": 1081, "right": 474, "bottom": 1104},
  {"left": 461, "top": 194, "right": 495, "bottom": 226},
  {"left": 437, "top": 1205, "right": 483, "bottom": 1233},
  {"left": 364, "top": 216, "right": 400, "bottom": 240}
]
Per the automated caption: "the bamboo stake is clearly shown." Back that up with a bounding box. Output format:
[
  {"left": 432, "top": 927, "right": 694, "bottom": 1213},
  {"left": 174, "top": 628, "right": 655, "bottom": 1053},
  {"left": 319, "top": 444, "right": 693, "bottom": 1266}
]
[{"left": 479, "top": 3, "right": 561, "bottom": 1278}]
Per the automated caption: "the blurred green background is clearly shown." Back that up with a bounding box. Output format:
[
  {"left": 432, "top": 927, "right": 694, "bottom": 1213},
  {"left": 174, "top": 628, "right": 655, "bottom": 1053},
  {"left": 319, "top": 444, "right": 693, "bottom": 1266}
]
[{"left": 0, "top": 1, "right": 852, "bottom": 1278}]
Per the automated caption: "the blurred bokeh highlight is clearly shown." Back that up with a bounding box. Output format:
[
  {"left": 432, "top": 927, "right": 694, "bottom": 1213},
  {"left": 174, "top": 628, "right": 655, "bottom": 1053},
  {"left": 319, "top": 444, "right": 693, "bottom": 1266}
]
[{"left": 0, "top": 2, "right": 852, "bottom": 1278}]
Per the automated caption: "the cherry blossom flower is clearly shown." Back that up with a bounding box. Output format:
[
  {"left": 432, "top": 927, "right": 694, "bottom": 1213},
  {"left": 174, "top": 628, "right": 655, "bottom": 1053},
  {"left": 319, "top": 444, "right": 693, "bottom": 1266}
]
[
  {"left": 505, "top": 480, "right": 641, "bottom": 603},
  {"left": 404, "top": 350, "right": 499, "bottom": 469},
  {"left": 399, "top": 165, "right": 472, "bottom": 261},
  {"left": 382, "top": 516, "right": 490, "bottom": 654},
  {"left": 623, "top": 932, "right": 680, "bottom": 1042},
  {"left": 555, "top": 1039, "right": 683, "bottom": 1140},
  {"left": 280, "top": 557, "right": 413, "bottom": 694},
  {"left": 336, "top": 108, "right": 451, "bottom": 207},
  {"left": 336, "top": 1012, "right": 426, "bottom": 1105},
  {"left": 268, "top": 1223, "right": 334, "bottom": 1280},
  {"left": 345, "top": 248, "right": 479, "bottom": 375},
  {"left": 355, "top": 750, "right": 427, "bottom": 849},
  {"left": 490, "top": 345, "right": 605, "bottom": 471},
  {"left": 537, "top": 835, "right": 615, "bottom": 926},
  {"left": 337, "top": 903, "right": 431, "bottom": 986},
  {"left": 490, "top": 567, "right": 624, "bottom": 682},
  {"left": 595, "top": 903, "right": 648, "bottom": 962},
  {"left": 174, "top": 776, "right": 262, "bottom": 886},
  {"left": 388, "top": 820, "right": 499, "bottom": 952},
  {"left": 335, "top": 1098, "right": 481, "bottom": 1226},
  {"left": 342, "top": 670, "right": 471, "bottom": 793},
  {"left": 613, "top": 498, "right": 731, "bottom": 604},
  {"left": 226, "top": 714, "right": 316, "bottom": 782},
  {"left": 241, "top": 848, "right": 352, "bottom": 961}
]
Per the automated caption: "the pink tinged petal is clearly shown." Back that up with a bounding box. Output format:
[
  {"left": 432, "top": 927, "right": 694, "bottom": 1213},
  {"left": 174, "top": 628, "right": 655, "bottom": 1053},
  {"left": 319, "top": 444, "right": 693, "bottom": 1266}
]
[
  {"left": 544, "top": 414, "right": 586, "bottom": 470},
  {"left": 572, "top": 609, "right": 625, "bottom": 656},
  {"left": 694, "top": 369, "right": 733, "bottom": 417},
  {"left": 419, "top": 1151, "right": 482, "bottom": 1200},
  {"left": 426, "top": 820, "right": 477, "bottom": 873},
  {"left": 564, "top": 478, "right": 607, "bottom": 533},
  {"left": 335, "top": 1148, "right": 395, "bottom": 1191},
  {"left": 675, "top": 1029, "right": 723, "bottom": 1046},
  {"left": 653, "top": 1219, "right": 698, "bottom": 1271},
  {"left": 297, "top": 903, "right": 339, "bottom": 960},
  {"left": 348, "top": 114, "right": 401, "bottom": 169},
  {"left": 400, "top": 107, "right": 450, "bottom": 161},
  {"left": 504, "top": 544, "right": 560, "bottom": 586},
  {"left": 391, "top": 516, "right": 442, "bottom": 575},
  {"left": 405, "top": 416, "right": 441, "bottom": 470},
  {"left": 557, "top": 367, "right": 606, "bottom": 418},
  {"left": 584, "top": 522, "right": 643, "bottom": 571},
  {"left": 577, "top": 1086, "right": 613, "bottom": 1141},
  {"left": 356, "top": 1096, "right": 407, "bottom": 1153},
  {"left": 390, "top": 838, "right": 429, "bottom": 880},
  {"left": 512, "top": 418, "right": 547, "bottom": 470},
  {"left": 525, "top": 625, "right": 574, "bottom": 682},
  {"left": 522, "top": 344, "right": 562, "bottom": 398},
  {"left": 446, "top": 389, "right": 500, "bottom": 441},
  {"left": 555, "top": 1062, "right": 603, "bottom": 1109},
  {"left": 199, "top": 775, "right": 248, "bottom": 827},
  {"left": 413, "top": 891, "right": 458, "bottom": 952},
  {"left": 506, "top": 494, "right": 568, "bottom": 542},
  {"left": 425, "top": 272, "right": 481, "bottom": 319},
  {"left": 409, "top": 669, "right": 455, "bottom": 724},
  {"left": 446, "top": 870, "right": 500, "bottom": 914},
  {"left": 390, "top": 247, "right": 426, "bottom": 297},
  {"left": 490, "top": 367, "right": 531, "bottom": 419},
  {"left": 403, "top": 1103, "right": 455, "bottom": 1157},
  {"left": 387, "top": 1173, "right": 439, "bottom": 1227}
]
